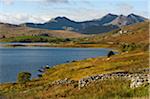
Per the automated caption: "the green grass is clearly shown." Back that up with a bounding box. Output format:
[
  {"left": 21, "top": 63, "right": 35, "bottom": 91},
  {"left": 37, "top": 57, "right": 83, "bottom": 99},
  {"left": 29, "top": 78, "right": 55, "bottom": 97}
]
[
  {"left": 0, "top": 36, "right": 72, "bottom": 43},
  {"left": 69, "top": 79, "right": 149, "bottom": 99},
  {"left": 1, "top": 78, "right": 149, "bottom": 99}
]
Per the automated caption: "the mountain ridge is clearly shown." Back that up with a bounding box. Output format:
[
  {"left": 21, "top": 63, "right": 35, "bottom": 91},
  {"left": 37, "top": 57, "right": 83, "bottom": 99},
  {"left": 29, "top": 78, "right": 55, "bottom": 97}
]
[{"left": 1, "top": 13, "right": 148, "bottom": 34}]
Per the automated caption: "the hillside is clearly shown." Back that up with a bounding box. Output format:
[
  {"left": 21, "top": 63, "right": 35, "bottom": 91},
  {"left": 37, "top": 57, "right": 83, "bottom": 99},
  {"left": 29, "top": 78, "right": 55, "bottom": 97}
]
[
  {"left": 2, "top": 21, "right": 148, "bottom": 48},
  {"left": 41, "top": 21, "right": 149, "bottom": 49},
  {"left": 0, "top": 23, "right": 86, "bottom": 40},
  {"left": 102, "top": 21, "right": 149, "bottom": 43},
  {"left": 0, "top": 21, "right": 149, "bottom": 98},
  {"left": 71, "top": 21, "right": 149, "bottom": 49}
]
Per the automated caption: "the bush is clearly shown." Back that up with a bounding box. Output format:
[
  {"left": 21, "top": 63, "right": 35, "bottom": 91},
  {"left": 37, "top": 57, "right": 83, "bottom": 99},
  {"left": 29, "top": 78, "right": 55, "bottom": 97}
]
[
  {"left": 120, "top": 43, "right": 137, "bottom": 52},
  {"left": 140, "top": 43, "right": 149, "bottom": 51},
  {"left": 120, "top": 43, "right": 149, "bottom": 52},
  {"left": 107, "top": 51, "right": 115, "bottom": 57},
  {"left": 17, "top": 72, "right": 31, "bottom": 83}
]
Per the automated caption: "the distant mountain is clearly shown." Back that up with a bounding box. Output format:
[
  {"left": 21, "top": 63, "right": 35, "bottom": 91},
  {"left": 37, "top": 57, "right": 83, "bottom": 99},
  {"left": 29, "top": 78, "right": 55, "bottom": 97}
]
[
  {"left": 127, "top": 13, "right": 147, "bottom": 24},
  {"left": 107, "top": 14, "right": 147, "bottom": 27},
  {"left": 20, "top": 13, "right": 147, "bottom": 34},
  {"left": 95, "top": 13, "right": 118, "bottom": 25},
  {"left": 21, "top": 17, "right": 80, "bottom": 31},
  {"left": 78, "top": 13, "right": 119, "bottom": 33}
]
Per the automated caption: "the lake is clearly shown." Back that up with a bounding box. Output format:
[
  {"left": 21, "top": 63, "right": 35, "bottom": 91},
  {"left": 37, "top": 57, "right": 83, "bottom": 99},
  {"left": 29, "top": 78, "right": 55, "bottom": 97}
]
[{"left": 0, "top": 47, "right": 112, "bottom": 83}]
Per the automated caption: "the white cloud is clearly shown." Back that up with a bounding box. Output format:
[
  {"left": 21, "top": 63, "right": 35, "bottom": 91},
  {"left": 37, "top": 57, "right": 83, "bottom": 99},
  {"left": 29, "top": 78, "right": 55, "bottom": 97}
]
[
  {"left": 0, "top": 5, "right": 109, "bottom": 24},
  {"left": 44, "top": 0, "right": 68, "bottom": 3},
  {"left": 116, "top": 3, "right": 134, "bottom": 15},
  {"left": 0, "top": 13, "right": 50, "bottom": 24},
  {"left": 0, "top": 9, "right": 107, "bottom": 24},
  {"left": 0, "top": 0, "right": 69, "bottom": 5},
  {"left": 1, "top": 0, "right": 14, "bottom": 5}
]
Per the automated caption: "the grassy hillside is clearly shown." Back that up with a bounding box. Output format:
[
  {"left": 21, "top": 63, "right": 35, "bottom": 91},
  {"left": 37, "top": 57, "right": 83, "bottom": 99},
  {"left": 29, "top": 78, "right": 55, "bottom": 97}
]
[
  {"left": 1, "top": 22, "right": 148, "bottom": 49},
  {"left": 102, "top": 21, "right": 149, "bottom": 43},
  {"left": 56, "top": 21, "right": 149, "bottom": 51},
  {"left": 0, "top": 23, "right": 86, "bottom": 40},
  {"left": 76, "top": 21, "right": 149, "bottom": 45},
  {"left": 0, "top": 36, "right": 74, "bottom": 43},
  {"left": 47, "top": 21, "right": 149, "bottom": 51}
]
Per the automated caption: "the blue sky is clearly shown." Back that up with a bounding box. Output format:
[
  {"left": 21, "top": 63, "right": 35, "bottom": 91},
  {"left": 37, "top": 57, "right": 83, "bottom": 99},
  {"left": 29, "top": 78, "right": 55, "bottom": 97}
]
[{"left": 0, "top": 0, "right": 149, "bottom": 24}]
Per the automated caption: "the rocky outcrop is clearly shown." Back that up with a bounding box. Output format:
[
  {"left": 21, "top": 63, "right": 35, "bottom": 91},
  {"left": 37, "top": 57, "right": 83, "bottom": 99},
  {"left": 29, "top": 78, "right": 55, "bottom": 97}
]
[{"left": 130, "top": 75, "right": 150, "bottom": 88}]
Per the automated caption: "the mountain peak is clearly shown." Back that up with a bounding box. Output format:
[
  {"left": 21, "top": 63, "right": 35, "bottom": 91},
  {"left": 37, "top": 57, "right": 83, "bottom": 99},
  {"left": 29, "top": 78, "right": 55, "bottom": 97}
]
[
  {"left": 128, "top": 13, "right": 139, "bottom": 17},
  {"left": 48, "top": 16, "right": 73, "bottom": 23},
  {"left": 107, "top": 13, "right": 117, "bottom": 16},
  {"left": 102, "top": 13, "right": 118, "bottom": 18},
  {"left": 127, "top": 13, "right": 137, "bottom": 18},
  {"left": 127, "top": 13, "right": 147, "bottom": 22},
  {"left": 54, "top": 16, "right": 69, "bottom": 20},
  {"left": 94, "top": 13, "right": 118, "bottom": 25},
  {"left": 127, "top": 13, "right": 146, "bottom": 19}
]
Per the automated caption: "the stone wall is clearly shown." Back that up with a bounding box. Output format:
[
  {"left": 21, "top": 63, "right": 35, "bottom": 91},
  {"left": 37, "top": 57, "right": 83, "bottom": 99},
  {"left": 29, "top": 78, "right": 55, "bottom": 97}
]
[
  {"left": 78, "top": 72, "right": 150, "bottom": 89},
  {"left": 49, "top": 69, "right": 150, "bottom": 90}
]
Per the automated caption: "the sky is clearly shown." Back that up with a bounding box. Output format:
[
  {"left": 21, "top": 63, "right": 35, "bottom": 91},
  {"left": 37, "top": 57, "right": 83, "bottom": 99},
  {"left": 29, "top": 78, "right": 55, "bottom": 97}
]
[{"left": 0, "top": 0, "right": 149, "bottom": 24}]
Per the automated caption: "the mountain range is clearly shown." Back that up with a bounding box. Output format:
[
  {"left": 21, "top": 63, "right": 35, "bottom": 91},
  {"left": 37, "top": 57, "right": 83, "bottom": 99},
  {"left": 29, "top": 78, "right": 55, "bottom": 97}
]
[{"left": 21, "top": 13, "right": 147, "bottom": 34}]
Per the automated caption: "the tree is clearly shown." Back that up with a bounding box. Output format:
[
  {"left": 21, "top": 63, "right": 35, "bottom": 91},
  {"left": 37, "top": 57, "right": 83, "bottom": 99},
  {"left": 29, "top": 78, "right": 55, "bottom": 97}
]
[
  {"left": 107, "top": 51, "right": 115, "bottom": 57},
  {"left": 17, "top": 72, "right": 31, "bottom": 83}
]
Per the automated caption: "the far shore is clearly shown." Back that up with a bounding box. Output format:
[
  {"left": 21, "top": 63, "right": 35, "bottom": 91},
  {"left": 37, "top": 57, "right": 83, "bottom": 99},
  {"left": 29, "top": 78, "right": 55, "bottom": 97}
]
[
  {"left": 0, "top": 42, "right": 119, "bottom": 53},
  {"left": 0, "top": 42, "right": 116, "bottom": 48}
]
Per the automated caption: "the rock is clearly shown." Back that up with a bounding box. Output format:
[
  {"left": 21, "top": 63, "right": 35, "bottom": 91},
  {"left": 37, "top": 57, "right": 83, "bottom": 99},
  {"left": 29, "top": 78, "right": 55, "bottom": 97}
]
[{"left": 51, "top": 78, "right": 75, "bottom": 86}]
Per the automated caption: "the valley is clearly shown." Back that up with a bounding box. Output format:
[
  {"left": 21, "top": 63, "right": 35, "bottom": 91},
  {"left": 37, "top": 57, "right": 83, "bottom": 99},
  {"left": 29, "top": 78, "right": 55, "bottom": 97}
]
[
  {"left": 0, "top": 0, "right": 149, "bottom": 98},
  {"left": 0, "top": 20, "right": 149, "bottom": 98}
]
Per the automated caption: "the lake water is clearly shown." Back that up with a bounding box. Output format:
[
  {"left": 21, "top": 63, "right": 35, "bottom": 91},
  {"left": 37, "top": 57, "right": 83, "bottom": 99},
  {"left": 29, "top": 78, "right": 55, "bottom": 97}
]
[{"left": 0, "top": 47, "right": 112, "bottom": 83}]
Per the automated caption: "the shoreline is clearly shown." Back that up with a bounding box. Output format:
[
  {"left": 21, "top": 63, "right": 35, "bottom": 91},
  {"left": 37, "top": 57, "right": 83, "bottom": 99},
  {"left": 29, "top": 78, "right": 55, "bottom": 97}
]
[{"left": 0, "top": 42, "right": 118, "bottom": 50}]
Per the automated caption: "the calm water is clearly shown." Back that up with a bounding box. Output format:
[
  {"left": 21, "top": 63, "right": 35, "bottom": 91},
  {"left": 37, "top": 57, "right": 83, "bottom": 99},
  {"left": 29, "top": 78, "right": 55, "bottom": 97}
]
[{"left": 0, "top": 47, "right": 112, "bottom": 83}]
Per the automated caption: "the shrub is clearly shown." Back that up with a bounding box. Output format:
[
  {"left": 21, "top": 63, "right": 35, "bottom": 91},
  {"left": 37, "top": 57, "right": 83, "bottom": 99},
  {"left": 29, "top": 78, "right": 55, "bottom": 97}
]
[
  {"left": 140, "top": 43, "right": 149, "bottom": 51},
  {"left": 17, "top": 72, "right": 31, "bottom": 83},
  {"left": 119, "top": 43, "right": 138, "bottom": 52},
  {"left": 107, "top": 51, "right": 115, "bottom": 57},
  {"left": 79, "top": 42, "right": 96, "bottom": 44}
]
